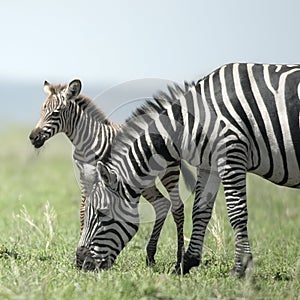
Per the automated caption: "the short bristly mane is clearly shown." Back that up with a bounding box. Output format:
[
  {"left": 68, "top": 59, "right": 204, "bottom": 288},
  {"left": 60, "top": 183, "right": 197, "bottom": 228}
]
[
  {"left": 74, "top": 95, "right": 111, "bottom": 125},
  {"left": 128, "top": 81, "right": 193, "bottom": 122},
  {"left": 101, "top": 82, "right": 195, "bottom": 164}
]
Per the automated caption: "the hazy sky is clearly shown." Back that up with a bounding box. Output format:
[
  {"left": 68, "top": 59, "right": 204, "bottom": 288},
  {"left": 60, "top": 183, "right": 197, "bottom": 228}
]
[
  {"left": 1, "top": 0, "right": 300, "bottom": 125},
  {"left": 1, "top": 0, "right": 299, "bottom": 84}
]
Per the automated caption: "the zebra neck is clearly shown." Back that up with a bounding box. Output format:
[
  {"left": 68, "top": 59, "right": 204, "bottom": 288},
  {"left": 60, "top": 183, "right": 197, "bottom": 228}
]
[{"left": 65, "top": 98, "right": 116, "bottom": 163}]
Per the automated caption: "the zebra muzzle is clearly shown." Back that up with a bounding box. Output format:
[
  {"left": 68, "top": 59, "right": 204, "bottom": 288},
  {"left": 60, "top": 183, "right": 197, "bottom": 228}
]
[
  {"left": 76, "top": 246, "right": 97, "bottom": 271},
  {"left": 29, "top": 128, "right": 47, "bottom": 148}
]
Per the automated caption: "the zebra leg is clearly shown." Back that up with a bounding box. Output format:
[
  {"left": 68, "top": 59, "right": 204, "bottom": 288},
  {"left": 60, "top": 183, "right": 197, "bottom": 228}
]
[
  {"left": 160, "top": 162, "right": 184, "bottom": 271},
  {"left": 183, "top": 169, "right": 220, "bottom": 274},
  {"left": 79, "top": 193, "right": 86, "bottom": 235},
  {"left": 142, "top": 186, "right": 171, "bottom": 266},
  {"left": 78, "top": 162, "right": 97, "bottom": 237},
  {"left": 76, "top": 162, "right": 87, "bottom": 237},
  {"left": 222, "top": 170, "right": 253, "bottom": 277},
  {"left": 170, "top": 201, "right": 184, "bottom": 271}
]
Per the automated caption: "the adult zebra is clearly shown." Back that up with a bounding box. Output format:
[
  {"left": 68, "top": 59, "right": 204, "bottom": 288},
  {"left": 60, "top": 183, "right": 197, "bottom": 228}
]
[
  {"left": 76, "top": 63, "right": 300, "bottom": 276},
  {"left": 29, "top": 80, "right": 194, "bottom": 268}
]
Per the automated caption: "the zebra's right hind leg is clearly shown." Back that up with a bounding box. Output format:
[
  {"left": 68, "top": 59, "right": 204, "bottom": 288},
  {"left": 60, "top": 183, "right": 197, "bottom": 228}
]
[{"left": 142, "top": 186, "right": 171, "bottom": 266}]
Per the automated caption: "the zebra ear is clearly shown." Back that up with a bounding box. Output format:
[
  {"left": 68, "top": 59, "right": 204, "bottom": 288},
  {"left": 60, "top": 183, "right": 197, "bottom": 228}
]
[
  {"left": 97, "top": 161, "right": 119, "bottom": 191},
  {"left": 66, "top": 79, "right": 82, "bottom": 100},
  {"left": 43, "top": 80, "right": 52, "bottom": 95}
]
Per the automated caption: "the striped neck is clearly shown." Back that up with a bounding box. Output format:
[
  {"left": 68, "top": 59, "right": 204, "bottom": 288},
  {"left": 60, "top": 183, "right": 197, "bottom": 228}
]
[{"left": 65, "top": 96, "right": 115, "bottom": 160}]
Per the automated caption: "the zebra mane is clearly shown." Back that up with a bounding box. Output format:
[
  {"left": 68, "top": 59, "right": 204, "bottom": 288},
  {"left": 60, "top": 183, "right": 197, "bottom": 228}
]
[
  {"left": 102, "top": 81, "right": 195, "bottom": 164},
  {"left": 126, "top": 81, "right": 193, "bottom": 122},
  {"left": 74, "top": 95, "right": 111, "bottom": 125}
]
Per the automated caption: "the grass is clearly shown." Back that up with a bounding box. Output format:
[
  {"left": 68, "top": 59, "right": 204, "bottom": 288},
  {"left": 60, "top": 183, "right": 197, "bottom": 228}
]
[{"left": 0, "top": 127, "right": 299, "bottom": 300}]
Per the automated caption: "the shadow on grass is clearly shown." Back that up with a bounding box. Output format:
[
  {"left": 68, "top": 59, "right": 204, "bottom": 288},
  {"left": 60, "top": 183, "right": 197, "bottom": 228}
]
[
  {"left": 147, "top": 254, "right": 233, "bottom": 278},
  {"left": 0, "top": 246, "right": 19, "bottom": 259},
  {"left": 0, "top": 245, "right": 53, "bottom": 262}
]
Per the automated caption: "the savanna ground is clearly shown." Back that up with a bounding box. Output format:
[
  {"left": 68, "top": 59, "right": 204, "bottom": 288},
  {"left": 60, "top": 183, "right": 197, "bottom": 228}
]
[{"left": 0, "top": 127, "right": 299, "bottom": 300}]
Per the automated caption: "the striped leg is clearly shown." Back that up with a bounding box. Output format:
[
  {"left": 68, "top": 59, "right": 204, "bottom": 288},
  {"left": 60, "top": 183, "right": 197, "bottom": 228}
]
[
  {"left": 222, "top": 168, "right": 252, "bottom": 277},
  {"left": 142, "top": 186, "right": 171, "bottom": 266},
  {"left": 183, "top": 169, "right": 220, "bottom": 274},
  {"left": 76, "top": 162, "right": 87, "bottom": 236},
  {"left": 79, "top": 192, "right": 86, "bottom": 235},
  {"left": 78, "top": 162, "right": 97, "bottom": 236},
  {"left": 160, "top": 162, "right": 184, "bottom": 269},
  {"left": 143, "top": 162, "right": 183, "bottom": 267}
]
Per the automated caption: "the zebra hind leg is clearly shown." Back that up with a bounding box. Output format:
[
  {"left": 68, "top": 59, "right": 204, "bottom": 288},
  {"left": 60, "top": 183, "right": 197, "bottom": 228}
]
[
  {"left": 142, "top": 187, "right": 171, "bottom": 266},
  {"left": 222, "top": 170, "right": 253, "bottom": 278}
]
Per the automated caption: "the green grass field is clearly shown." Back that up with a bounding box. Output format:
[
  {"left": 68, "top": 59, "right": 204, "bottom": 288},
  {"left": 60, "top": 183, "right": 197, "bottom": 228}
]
[{"left": 0, "top": 127, "right": 299, "bottom": 300}]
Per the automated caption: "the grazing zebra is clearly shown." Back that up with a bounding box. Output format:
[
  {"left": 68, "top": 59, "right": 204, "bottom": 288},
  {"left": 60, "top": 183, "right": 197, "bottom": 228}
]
[
  {"left": 76, "top": 63, "right": 300, "bottom": 276},
  {"left": 29, "top": 79, "right": 194, "bottom": 267}
]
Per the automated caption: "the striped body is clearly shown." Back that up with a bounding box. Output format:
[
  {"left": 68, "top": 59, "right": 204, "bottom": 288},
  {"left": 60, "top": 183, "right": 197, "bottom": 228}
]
[
  {"left": 29, "top": 80, "right": 191, "bottom": 268},
  {"left": 77, "top": 63, "right": 300, "bottom": 276}
]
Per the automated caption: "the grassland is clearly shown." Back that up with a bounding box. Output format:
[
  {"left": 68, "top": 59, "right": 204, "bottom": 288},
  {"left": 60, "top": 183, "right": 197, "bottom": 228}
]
[{"left": 0, "top": 127, "right": 299, "bottom": 300}]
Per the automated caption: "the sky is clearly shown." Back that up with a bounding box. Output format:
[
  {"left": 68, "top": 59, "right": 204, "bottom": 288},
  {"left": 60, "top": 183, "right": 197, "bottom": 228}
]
[{"left": 0, "top": 0, "right": 300, "bottom": 124}]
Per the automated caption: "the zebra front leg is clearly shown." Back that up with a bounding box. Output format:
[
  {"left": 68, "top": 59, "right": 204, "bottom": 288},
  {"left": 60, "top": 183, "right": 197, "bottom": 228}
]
[
  {"left": 142, "top": 187, "right": 171, "bottom": 266},
  {"left": 79, "top": 193, "right": 86, "bottom": 236},
  {"left": 159, "top": 163, "right": 185, "bottom": 272},
  {"left": 222, "top": 170, "right": 253, "bottom": 277},
  {"left": 183, "top": 169, "right": 220, "bottom": 274}
]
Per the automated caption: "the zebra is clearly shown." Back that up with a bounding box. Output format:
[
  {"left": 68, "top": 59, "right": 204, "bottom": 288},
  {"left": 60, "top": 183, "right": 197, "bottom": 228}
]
[
  {"left": 29, "top": 79, "right": 195, "bottom": 268},
  {"left": 76, "top": 63, "right": 300, "bottom": 276}
]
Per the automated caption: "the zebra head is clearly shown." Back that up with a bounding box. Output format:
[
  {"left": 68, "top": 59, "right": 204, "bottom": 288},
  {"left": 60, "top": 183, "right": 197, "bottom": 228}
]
[
  {"left": 29, "top": 79, "right": 82, "bottom": 148},
  {"left": 76, "top": 162, "right": 140, "bottom": 271}
]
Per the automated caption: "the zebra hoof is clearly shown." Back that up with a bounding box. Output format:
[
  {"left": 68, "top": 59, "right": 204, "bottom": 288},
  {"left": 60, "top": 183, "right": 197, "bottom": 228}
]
[
  {"left": 230, "top": 255, "right": 253, "bottom": 278},
  {"left": 182, "top": 253, "right": 200, "bottom": 275},
  {"left": 230, "top": 266, "right": 246, "bottom": 278},
  {"left": 146, "top": 256, "right": 156, "bottom": 267},
  {"left": 171, "top": 263, "right": 183, "bottom": 275}
]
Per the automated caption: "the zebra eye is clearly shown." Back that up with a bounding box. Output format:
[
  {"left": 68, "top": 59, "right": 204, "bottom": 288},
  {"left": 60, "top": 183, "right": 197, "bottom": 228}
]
[{"left": 52, "top": 111, "right": 60, "bottom": 116}]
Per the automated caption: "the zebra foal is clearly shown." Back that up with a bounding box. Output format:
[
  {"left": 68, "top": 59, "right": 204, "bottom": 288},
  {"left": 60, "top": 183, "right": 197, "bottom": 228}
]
[
  {"left": 29, "top": 80, "right": 193, "bottom": 268},
  {"left": 77, "top": 63, "right": 300, "bottom": 276}
]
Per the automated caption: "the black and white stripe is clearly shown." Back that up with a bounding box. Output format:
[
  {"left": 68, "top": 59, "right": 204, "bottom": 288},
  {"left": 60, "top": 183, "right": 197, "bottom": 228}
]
[
  {"left": 29, "top": 79, "right": 192, "bottom": 267},
  {"left": 77, "top": 63, "right": 300, "bottom": 276}
]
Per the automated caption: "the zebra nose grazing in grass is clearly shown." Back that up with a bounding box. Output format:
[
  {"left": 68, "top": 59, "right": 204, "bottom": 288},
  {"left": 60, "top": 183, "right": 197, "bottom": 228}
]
[
  {"left": 76, "top": 246, "right": 96, "bottom": 271},
  {"left": 76, "top": 245, "right": 113, "bottom": 271}
]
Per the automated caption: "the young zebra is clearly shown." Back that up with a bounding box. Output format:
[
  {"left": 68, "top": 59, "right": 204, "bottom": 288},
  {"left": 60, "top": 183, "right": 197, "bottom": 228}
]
[
  {"left": 29, "top": 80, "right": 194, "bottom": 267},
  {"left": 76, "top": 63, "right": 300, "bottom": 276}
]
